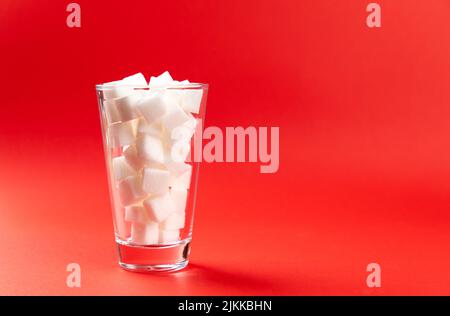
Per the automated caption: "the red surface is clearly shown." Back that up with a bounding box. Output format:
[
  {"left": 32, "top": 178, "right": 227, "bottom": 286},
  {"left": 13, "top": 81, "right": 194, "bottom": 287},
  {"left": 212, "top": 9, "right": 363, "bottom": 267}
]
[{"left": 1, "top": 0, "right": 450, "bottom": 295}]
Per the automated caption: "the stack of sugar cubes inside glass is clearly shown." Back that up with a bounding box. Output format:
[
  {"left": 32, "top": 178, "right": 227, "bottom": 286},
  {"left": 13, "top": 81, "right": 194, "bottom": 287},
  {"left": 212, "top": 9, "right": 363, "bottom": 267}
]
[{"left": 100, "top": 71, "right": 203, "bottom": 245}]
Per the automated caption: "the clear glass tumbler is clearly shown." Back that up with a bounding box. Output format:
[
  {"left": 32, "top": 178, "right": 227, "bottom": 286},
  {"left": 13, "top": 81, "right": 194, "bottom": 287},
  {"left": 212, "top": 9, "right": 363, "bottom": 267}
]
[{"left": 96, "top": 81, "right": 208, "bottom": 272}]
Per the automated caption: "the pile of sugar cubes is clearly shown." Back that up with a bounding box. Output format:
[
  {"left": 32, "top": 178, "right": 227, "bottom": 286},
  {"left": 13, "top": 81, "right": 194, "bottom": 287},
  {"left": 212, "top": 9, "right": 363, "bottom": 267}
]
[{"left": 101, "top": 71, "right": 203, "bottom": 245}]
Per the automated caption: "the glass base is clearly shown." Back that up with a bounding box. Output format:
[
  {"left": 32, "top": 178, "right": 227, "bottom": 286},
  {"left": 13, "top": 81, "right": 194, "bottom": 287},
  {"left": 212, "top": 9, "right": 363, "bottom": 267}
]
[{"left": 116, "top": 237, "right": 191, "bottom": 272}]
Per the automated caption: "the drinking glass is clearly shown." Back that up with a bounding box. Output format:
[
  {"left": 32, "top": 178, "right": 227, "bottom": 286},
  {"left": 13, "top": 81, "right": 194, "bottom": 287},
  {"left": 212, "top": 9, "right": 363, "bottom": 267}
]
[{"left": 96, "top": 82, "right": 208, "bottom": 272}]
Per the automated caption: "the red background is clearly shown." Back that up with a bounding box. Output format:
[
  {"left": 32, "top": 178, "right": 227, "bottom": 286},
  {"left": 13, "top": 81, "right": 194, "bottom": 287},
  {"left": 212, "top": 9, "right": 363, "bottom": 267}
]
[{"left": 1, "top": 0, "right": 449, "bottom": 295}]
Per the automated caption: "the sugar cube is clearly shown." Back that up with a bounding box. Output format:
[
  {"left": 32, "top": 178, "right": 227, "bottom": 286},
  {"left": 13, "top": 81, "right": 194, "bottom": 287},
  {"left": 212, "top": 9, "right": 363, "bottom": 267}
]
[
  {"left": 143, "top": 192, "right": 175, "bottom": 223},
  {"left": 104, "top": 100, "right": 121, "bottom": 124},
  {"left": 124, "top": 204, "right": 149, "bottom": 223},
  {"left": 165, "top": 162, "right": 192, "bottom": 176},
  {"left": 102, "top": 80, "right": 132, "bottom": 100},
  {"left": 181, "top": 89, "right": 203, "bottom": 114},
  {"left": 184, "top": 114, "right": 198, "bottom": 130},
  {"left": 131, "top": 221, "right": 159, "bottom": 245},
  {"left": 169, "top": 140, "right": 191, "bottom": 163},
  {"left": 136, "top": 134, "right": 165, "bottom": 164},
  {"left": 112, "top": 156, "right": 135, "bottom": 181},
  {"left": 142, "top": 167, "right": 170, "bottom": 195},
  {"left": 160, "top": 102, "right": 191, "bottom": 131},
  {"left": 112, "top": 94, "right": 142, "bottom": 122},
  {"left": 149, "top": 71, "right": 173, "bottom": 88},
  {"left": 122, "top": 73, "right": 147, "bottom": 86},
  {"left": 160, "top": 212, "right": 185, "bottom": 230},
  {"left": 137, "top": 119, "right": 162, "bottom": 137},
  {"left": 108, "top": 120, "right": 137, "bottom": 148},
  {"left": 158, "top": 229, "right": 180, "bottom": 243},
  {"left": 168, "top": 163, "right": 192, "bottom": 189},
  {"left": 113, "top": 205, "right": 131, "bottom": 240},
  {"left": 136, "top": 92, "right": 168, "bottom": 124},
  {"left": 170, "top": 125, "right": 195, "bottom": 143},
  {"left": 171, "top": 187, "right": 188, "bottom": 214},
  {"left": 123, "top": 144, "right": 145, "bottom": 171},
  {"left": 118, "top": 175, "right": 145, "bottom": 206}
]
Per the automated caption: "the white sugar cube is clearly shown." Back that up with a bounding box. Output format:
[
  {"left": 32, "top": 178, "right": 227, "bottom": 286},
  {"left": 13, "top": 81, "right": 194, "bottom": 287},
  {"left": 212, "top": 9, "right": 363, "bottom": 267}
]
[
  {"left": 170, "top": 124, "right": 195, "bottom": 143},
  {"left": 171, "top": 187, "right": 188, "bottom": 214},
  {"left": 136, "top": 92, "right": 168, "bottom": 124},
  {"left": 184, "top": 114, "right": 198, "bottom": 130},
  {"left": 175, "top": 169, "right": 192, "bottom": 189},
  {"left": 164, "top": 80, "right": 192, "bottom": 106},
  {"left": 168, "top": 163, "right": 192, "bottom": 189},
  {"left": 104, "top": 100, "right": 121, "bottom": 124},
  {"left": 143, "top": 193, "right": 175, "bottom": 223},
  {"left": 165, "top": 162, "right": 192, "bottom": 178},
  {"left": 136, "top": 134, "right": 165, "bottom": 164},
  {"left": 164, "top": 89, "right": 183, "bottom": 106},
  {"left": 103, "top": 73, "right": 147, "bottom": 101},
  {"left": 137, "top": 119, "right": 162, "bottom": 137},
  {"left": 169, "top": 140, "right": 191, "bottom": 163},
  {"left": 181, "top": 89, "right": 203, "bottom": 114},
  {"left": 108, "top": 120, "right": 137, "bottom": 148},
  {"left": 118, "top": 175, "right": 145, "bottom": 206},
  {"left": 142, "top": 167, "right": 170, "bottom": 195},
  {"left": 113, "top": 94, "right": 142, "bottom": 122},
  {"left": 114, "top": 205, "right": 131, "bottom": 240},
  {"left": 167, "top": 80, "right": 192, "bottom": 105},
  {"left": 149, "top": 71, "right": 173, "bottom": 88},
  {"left": 131, "top": 221, "right": 159, "bottom": 245},
  {"left": 160, "top": 212, "right": 185, "bottom": 230},
  {"left": 122, "top": 73, "right": 147, "bottom": 86},
  {"left": 102, "top": 80, "right": 132, "bottom": 100},
  {"left": 112, "top": 156, "right": 135, "bottom": 181},
  {"left": 158, "top": 229, "right": 180, "bottom": 243},
  {"left": 162, "top": 116, "right": 196, "bottom": 155},
  {"left": 124, "top": 204, "right": 148, "bottom": 223},
  {"left": 123, "top": 144, "right": 144, "bottom": 171},
  {"left": 161, "top": 102, "right": 191, "bottom": 131}
]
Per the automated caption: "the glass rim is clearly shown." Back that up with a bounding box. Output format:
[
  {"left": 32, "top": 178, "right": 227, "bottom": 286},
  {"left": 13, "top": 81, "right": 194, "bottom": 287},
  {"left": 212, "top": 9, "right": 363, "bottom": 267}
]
[{"left": 95, "top": 82, "right": 208, "bottom": 91}]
